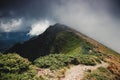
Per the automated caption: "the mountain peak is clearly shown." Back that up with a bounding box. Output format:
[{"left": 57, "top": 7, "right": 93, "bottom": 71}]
[
  {"left": 52, "top": 23, "right": 68, "bottom": 28},
  {"left": 5, "top": 24, "right": 73, "bottom": 60},
  {"left": 5, "top": 23, "right": 110, "bottom": 61},
  {"left": 44, "top": 23, "right": 70, "bottom": 34}
]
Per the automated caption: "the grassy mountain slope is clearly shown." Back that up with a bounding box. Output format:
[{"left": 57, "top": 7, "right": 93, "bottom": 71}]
[
  {"left": 2, "top": 23, "right": 120, "bottom": 80},
  {"left": 5, "top": 23, "right": 95, "bottom": 61}
]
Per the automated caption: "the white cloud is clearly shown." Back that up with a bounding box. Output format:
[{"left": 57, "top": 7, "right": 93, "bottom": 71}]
[
  {"left": 0, "top": 18, "right": 23, "bottom": 32},
  {"left": 28, "top": 20, "right": 51, "bottom": 36}
]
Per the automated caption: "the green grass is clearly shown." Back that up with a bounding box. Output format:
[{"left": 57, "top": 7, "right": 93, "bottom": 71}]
[
  {"left": 84, "top": 67, "right": 114, "bottom": 80},
  {"left": 51, "top": 31, "right": 95, "bottom": 54},
  {"left": 67, "top": 47, "right": 82, "bottom": 55},
  {"left": 52, "top": 31, "right": 83, "bottom": 53}
]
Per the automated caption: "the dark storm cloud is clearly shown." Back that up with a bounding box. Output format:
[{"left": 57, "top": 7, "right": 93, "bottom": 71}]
[
  {"left": 0, "top": 0, "right": 120, "bottom": 19},
  {"left": 0, "top": 0, "right": 28, "bottom": 18},
  {"left": 109, "top": 0, "right": 120, "bottom": 18},
  {"left": 0, "top": 0, "right": 56, "bottom": 18},
  {"left": 0, "top": 0, "right": 56, "bottom": 32}
]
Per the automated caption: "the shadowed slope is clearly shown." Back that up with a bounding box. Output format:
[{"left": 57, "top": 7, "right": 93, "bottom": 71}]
[{"left": 6, "top": 24, "right": 90, "bottom": 61}]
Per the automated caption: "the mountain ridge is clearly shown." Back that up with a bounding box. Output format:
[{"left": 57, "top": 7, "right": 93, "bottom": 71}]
[
  {"left": 5, "top": 23, "right": 119, "bottom": 61},
  {"left": 2, "top": 23, "right": 120, "bottom": 80},
  {"left": 5, "top": 23, "right": 77, "bottom": 60}
]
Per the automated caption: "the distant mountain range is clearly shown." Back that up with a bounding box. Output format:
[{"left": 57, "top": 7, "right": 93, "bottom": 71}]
[{"left": 0, "top": 31, "right": 31, "bottom": 52}]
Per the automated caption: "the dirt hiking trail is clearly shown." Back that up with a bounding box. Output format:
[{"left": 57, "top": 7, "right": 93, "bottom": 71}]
[{"left": 62, "top": 61, "right": 109, "bottom": 80}]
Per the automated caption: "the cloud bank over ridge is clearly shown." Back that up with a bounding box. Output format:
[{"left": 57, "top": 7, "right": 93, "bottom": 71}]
[
  {"left": 52, "top": 0, "right": 120, "bottom": 53},
  {"left": 0, "top": 0, "right": 120, "bottom": 53}
]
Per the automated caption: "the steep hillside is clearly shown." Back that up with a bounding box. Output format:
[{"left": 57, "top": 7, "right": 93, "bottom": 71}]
[
  {"left": 4, "top": 23, "right": 120, "bottom": 80},
  {"left": 6, "top": 23, "right": 95, "bottom": 61}
]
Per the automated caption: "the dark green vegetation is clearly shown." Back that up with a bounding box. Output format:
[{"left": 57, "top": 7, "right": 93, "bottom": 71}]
[
  {"left": 34, "top": 53, "right": 101, "bottom": 70},
  {"left": 0, "top": 53, "right": 39, "bottom": 80},
  {"left": 1, "top": 24, "right": 120, "bottom": 80}
]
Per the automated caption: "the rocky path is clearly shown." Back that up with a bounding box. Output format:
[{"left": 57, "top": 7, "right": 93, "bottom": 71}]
[
  {"left": 62, "top": 61, "right": 109, "bottom": 80},
  {"left": 37, "top": 61, "right": 108, "bottom": 80}
]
